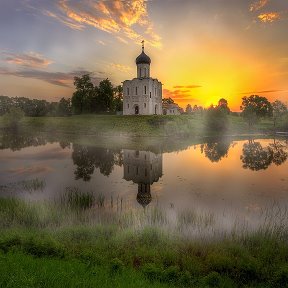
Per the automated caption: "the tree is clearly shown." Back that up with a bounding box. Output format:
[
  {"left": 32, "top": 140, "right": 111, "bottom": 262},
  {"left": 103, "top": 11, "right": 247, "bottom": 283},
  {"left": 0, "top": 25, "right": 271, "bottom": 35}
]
[
  {"left": 162, "top": 97, "right": 174, "bottom": 105},
  {"left": 57, "top": 98, "right": 72, "bottom": 116},
  {"left": 185, "top": 104, "right": 192, "bottom": 114},
  {"left": 205, "top": 106, "right": 228, "bottom": 132},
  {"left": 218, "top": 98, "right": 230, "bottom": 114},
  {"left": 272, "top": 100, "right": 287, "bottom": 127},
  {"left": 71, "top": 74, "right": 94, "bottom": 114},
  {"left": 113, "top": 85, "right": 123, "bottom": 112},
  {"left": 95, "top": 79, "right": 114, "bottom": 113},
  {"left": 269, "top": 139, "right": 288, "bottom": 166},
  {"left": 0, "top": 96, "right": 12, "bottom": 115},
  {"left": 3, "top": 107, "right": 24, "bottom": 130},
  {"left": 201, "top": 138, "right": 232, "bottom": 163},
  {"left": 240, "top": 95, "right": 273, "bottom": 128},
  {"left": 241, "top": 140, "right": 273, "bottom": 171}
]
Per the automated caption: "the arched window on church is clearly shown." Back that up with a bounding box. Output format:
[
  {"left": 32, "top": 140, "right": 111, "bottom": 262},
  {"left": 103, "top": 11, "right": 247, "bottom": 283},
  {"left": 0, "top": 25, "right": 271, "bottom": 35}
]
[
  {"left": 144, "top": 103, "right": 146, "bottom": 108},
  {"left": 144, "top": 86, "right": 147, "bottom": 94},
  {"left": 150, "top": 92, "right": 151, "bottom": 98}
]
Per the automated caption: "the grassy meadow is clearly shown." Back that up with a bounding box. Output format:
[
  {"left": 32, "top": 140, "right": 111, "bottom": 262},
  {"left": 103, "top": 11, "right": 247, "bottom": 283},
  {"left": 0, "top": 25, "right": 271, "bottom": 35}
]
[
  {"left": 1, "top": 195, "right": 288, "bottom": 287},
  {"left": 1, "top": 113, "right": 287, "bottom": 138}
]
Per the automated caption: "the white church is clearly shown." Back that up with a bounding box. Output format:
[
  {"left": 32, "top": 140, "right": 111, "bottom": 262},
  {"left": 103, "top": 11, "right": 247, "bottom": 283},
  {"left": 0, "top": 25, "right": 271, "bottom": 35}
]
[{"left": 123, "top": 41, "right": 163, "bottom": 115}]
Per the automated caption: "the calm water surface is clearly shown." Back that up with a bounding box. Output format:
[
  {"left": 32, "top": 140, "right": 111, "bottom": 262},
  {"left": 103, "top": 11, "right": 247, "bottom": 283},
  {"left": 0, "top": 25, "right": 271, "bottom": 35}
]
[{"left": 1, "top": 136, "right": 288, "bottom": 232}]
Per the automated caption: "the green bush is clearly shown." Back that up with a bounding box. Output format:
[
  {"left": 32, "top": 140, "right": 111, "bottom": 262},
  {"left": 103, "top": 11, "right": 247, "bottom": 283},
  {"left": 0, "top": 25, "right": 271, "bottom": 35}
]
[
  {"left": 110, "top": 258, "right": 124, "bottom": 274},
  {"left": 22, "top": 237, "right": 64, "bottom": 258},
  {"left": 3, "top": 107, "right": 24, "bottom": 129},
  {"left": 205, "top": 108, "right": 228, "bottom": 132},
  {"left": 162, "top": 265, "right": 180, "bottom": 283},
  {"left": 178, "top": 270, "right": 192, "bottom": 286},
  {"left": 142, "top": 263, "right": 163, "bottom": 282},
  {"left": 273, "top": 267, "right": 288, "bottom": 288},
  {"left": 204, "top": 271, "right": 221, "bottom": 287}
]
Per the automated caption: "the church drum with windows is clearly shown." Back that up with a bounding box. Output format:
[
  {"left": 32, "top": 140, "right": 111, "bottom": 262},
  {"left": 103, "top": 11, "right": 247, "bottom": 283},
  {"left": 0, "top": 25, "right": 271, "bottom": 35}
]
[{"left": 123, "top": 42, "right": 163, "bottom": 115}]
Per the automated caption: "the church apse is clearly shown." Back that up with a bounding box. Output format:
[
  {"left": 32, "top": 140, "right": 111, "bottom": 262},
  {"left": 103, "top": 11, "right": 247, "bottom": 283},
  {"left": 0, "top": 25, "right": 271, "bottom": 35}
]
[{"left": 123, "top": 149, "right": 163, "bottom": 208}]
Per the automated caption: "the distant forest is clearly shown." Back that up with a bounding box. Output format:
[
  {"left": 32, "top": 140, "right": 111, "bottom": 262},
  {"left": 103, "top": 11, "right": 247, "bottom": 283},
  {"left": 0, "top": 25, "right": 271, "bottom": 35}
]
[{"left": 0, "top": 75, "right": 123, "bottom": 117}]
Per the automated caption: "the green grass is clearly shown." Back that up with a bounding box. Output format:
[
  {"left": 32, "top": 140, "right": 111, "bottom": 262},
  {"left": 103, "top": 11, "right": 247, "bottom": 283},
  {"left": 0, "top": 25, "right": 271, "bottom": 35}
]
[
  {"left": 0, "top": 114, "right": 284, "bottom": 138},
  {"left": 0, "top": 251, "right": 172, "bottom": 288},
  {"left": 1, "top": 197, "right": 288, "bottom": 287}
]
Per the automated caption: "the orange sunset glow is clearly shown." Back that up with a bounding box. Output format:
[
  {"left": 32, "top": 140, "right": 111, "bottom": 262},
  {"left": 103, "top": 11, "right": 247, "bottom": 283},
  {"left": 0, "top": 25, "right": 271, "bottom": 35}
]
[{"left": 0, "top": 0, "right": 287, "bottom": 111}]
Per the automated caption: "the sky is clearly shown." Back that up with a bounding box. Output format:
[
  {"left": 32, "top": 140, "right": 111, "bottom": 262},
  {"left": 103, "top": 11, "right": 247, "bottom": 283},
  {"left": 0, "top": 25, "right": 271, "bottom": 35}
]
[{"left": 0, "top": 0, "right": 287, "bottom": 111}]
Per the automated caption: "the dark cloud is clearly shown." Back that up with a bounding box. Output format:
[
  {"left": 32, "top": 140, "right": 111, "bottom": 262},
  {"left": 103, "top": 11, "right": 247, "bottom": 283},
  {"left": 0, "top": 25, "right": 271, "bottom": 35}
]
[{"left": 0, "top": 67, "right": 104, "bottom": 87}]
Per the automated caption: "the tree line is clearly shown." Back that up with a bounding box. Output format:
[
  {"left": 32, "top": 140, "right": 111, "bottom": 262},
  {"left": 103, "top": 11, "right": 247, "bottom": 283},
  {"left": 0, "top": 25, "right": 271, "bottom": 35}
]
[
  {"left": 0, "top": 95, "right": 72, "bottom": 117},
  {"left": 0, "top": 74, "right": 123, "bottom": 117},
  {"left": 1, "top": 72, "right": 287, "bottom": 131}
]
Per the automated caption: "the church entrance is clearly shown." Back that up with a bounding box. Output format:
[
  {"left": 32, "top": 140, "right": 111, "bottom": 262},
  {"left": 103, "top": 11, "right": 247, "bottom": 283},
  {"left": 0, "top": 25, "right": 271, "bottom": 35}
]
[{"left": 135, "top": 105, "right": 139, "bottom": 115}]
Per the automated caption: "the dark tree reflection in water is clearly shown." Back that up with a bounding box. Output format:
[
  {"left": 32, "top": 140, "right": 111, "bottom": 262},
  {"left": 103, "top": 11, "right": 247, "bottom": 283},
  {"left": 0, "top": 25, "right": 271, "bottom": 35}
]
[
  {"left": 241, "top": 139, "right": 288, "bottom": 171},
  {"left": 201, "top": 138, "right": 232, "bottom": 163},
  {"left": 72, "top": 144, "right": 123, "bottom": 181},
  {"left": 269, "top": 140, "right": 288, "bottom": 166}
]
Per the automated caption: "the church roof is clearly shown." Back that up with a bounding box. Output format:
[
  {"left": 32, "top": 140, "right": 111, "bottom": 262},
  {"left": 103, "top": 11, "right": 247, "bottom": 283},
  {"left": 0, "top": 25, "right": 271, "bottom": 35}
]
[
  {"left": 136, "top": 49, "right": 151, "bottom": 65},
  {"left": 136, "top": 40, "right": 151, "bottom": 65},
  {"left": 137, "top": 190, "right": 152, "bottom": 208}
]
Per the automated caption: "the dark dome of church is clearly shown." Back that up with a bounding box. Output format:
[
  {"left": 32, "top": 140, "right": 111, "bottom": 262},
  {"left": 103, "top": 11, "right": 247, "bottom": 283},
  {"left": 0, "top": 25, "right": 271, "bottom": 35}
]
[
  {"left": 136, "top": 51, "right": 151, "bottom": 65},
  {"left": 137, "top": 191, "right": 152, "bottom": 208}
]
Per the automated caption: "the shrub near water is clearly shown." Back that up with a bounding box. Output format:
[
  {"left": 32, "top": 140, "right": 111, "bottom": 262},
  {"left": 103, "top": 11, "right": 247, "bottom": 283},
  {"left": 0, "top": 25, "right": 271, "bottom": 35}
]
[
  {"left": 60, "top": 187, "right": 95, "bottom": 210},
  {"left": 3, "top": 107, "right": 24, "bottom": 129}
]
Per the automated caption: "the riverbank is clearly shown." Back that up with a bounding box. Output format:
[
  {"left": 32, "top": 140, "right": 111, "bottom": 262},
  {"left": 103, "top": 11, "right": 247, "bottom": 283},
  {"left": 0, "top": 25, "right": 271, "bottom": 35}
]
[
  {"left": 0, "top": 114, "right": 282, "bottom": 138},
  {"left": 1, "top": 197, "right": 288, "bottom": 288}
]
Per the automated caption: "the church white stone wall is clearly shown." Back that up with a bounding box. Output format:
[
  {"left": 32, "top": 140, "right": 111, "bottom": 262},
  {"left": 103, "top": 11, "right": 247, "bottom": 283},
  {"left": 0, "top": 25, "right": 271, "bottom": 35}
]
[{"left": 123, "top": 43, "right": 163, "bottom": 115}]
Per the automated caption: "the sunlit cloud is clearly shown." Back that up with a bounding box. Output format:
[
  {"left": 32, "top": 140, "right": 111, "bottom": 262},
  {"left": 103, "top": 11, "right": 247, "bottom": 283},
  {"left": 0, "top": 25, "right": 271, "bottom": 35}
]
[
  {"left": 249, "top": 0, "right": 269, "bottom": 12},
  {"left": 173, "top": 85, "right": 202, "bottom": 89},
  {"left": 43, "top": 0, "right": 161, "bottom": 48},
  {"left": 0, "top": 67, "right": 103, "bottom": 87},
  {"left": 258, "top": 12, "right": 281, "bottom": 23},
  {"left": 109, "top": 63, "right": 131, "bottom": 73},
  {"left": 163, "top": 88, "right": 199, "bottom": 102},
  {"left": 3, "top": 51, "right": 53, "bottom": 68},
  {"left": 240, "top": 89, "right": 283, "bottom": 95},
  {"left": 43, "top": 9, "right": 84, "bottom": 30},
  {"left": 97, "top": 40, "right": 106, "bottom": 46}
]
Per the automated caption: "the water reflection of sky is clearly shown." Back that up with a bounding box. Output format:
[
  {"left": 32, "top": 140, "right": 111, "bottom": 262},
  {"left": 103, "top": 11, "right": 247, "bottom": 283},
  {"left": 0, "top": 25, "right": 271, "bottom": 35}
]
[{"left": 0, "top": 138, "right": 288, "bottom": 229}]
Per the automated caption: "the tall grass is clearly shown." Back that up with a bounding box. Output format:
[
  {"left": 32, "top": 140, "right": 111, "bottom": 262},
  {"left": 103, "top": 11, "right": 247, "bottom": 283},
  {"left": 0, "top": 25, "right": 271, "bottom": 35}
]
[{"left": 1, "top": 194, "right": 288, "bottom": 287}]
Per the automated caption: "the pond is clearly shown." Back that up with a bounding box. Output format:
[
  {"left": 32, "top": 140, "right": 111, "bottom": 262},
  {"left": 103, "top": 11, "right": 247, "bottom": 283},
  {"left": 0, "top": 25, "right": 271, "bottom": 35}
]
[{"left": 1, "top": 134, "right": 288, "bottom": 236}]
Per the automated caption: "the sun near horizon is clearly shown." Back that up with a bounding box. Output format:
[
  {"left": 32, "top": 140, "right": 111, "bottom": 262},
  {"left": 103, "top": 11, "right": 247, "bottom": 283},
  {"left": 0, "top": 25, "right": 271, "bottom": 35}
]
[{"left": 0, "top": 0, "right": 287, "bottom": 111}]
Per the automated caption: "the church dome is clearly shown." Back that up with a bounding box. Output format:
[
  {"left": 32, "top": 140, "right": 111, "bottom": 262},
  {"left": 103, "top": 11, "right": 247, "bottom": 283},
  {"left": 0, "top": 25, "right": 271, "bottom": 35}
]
[
  {"left": 136, "top": 51, "right": 151, "bottom": 65},
  {"left": 137, "top": 190, "right": 152, "bottom": 208}
]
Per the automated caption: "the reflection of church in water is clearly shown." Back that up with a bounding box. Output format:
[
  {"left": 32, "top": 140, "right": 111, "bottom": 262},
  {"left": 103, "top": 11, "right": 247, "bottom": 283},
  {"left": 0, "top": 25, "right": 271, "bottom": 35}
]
[{"left": 123, "top": 150, "right": 163, "bottom": 208}]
